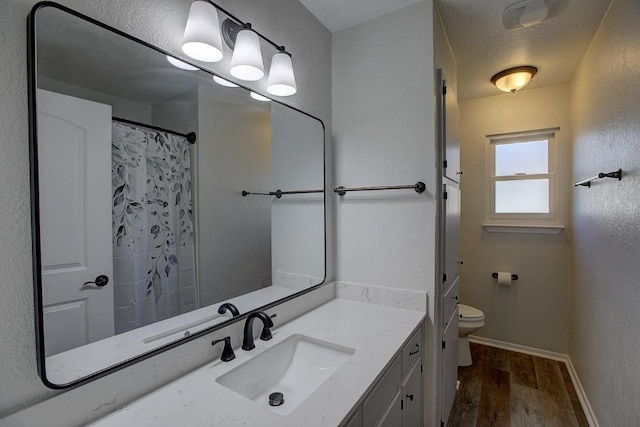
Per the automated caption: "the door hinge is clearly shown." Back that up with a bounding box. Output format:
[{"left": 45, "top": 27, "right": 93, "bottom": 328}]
[
  {"left": 442, "top": 340, "right": 446, "bottom": 349},
  {"left": 443, "top": 273, "right": 447, "bottom": 283},
  {"left": 443, "top": 160, "right": 448, "bottom": 169},
  {"left": 443, "top": 191, "right": 448, "bottom": 200},
  {"left": 441, "top": 420, "right": 445, "bottom": 427},
  {"left": 421, "top": 364, "right": 423, "bottom": 373},
  {"left": 443, "top": 85, "right": 447, "bottom": 95}
]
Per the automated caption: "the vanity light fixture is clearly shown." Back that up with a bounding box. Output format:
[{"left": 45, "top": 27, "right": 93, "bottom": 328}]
[
  {"left": 491, "top": 66, "right": 538, "bottom": 93},
  {"left": 166, "top": 55, "right": 199, "bottom": 70},
  {"left": 229, "top": 25, "right": 264, "bottom": 81},
  {"left": 181, "top": 1, "right": 297, "bottom": 95},
  {"left": 213, "top": 75, "right": 239, "bottom": 87},
  {"left": 250, "top": 91, "right": 271, "bottom": 102},
  {"left": 267, "top": 49, "right": 297, "bottom": 96},
  {"left": 181, "top": 1, "right": 224, "bottom": 62}
]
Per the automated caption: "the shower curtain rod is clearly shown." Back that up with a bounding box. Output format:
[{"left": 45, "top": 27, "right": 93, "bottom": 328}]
[{"left": 113, "top": 117, "right": 197, "bottom": 144}]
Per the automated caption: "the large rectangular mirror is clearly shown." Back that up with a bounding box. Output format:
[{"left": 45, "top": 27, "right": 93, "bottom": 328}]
[{"left": 28, "top": 2, "right": 325, "bottom": 388}]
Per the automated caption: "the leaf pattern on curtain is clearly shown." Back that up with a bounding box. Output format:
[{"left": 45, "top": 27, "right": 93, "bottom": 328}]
[{"left": 111, "top": 122, "right": 194, "bottom": 330}]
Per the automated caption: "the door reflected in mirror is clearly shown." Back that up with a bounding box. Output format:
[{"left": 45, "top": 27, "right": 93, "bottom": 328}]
[{"left": 30, "top": 3, "right": 325, "bottom": 387}]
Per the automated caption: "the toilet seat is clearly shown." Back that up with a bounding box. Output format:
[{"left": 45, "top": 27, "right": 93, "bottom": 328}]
[{"left": 458, "top": 304, "right": 484, "bottom": 321}]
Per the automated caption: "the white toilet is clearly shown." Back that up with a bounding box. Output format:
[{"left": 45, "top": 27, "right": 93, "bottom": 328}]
[{"left": 457, "top": 304, "right": 485, "bottom": 367}]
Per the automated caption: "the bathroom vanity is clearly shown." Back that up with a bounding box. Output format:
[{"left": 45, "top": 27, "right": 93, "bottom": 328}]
[
  {"left": 85, "top": 299, "right": 425, "bottom": 427},
  {"left": 14, "top": 3, "right": 430, "bottom": 426}
]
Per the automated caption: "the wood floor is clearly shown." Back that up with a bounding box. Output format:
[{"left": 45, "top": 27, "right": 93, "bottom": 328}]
[{"left": 447, "top": 342, "right": 589, "bottom": 427}]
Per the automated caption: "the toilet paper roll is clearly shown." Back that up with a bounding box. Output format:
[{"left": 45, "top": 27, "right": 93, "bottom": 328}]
[{"left": 497, "top": 271, "right": 512, "bottom": 286}]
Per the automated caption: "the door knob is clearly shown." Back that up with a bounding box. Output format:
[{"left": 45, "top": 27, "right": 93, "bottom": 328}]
[{"left": 83, "top": 275, "right": 109, "bottom": 287}]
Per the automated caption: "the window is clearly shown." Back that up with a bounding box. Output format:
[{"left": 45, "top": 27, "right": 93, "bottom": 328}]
[{"left": 487, "top": 129, "right": 558, "bottom": 225}]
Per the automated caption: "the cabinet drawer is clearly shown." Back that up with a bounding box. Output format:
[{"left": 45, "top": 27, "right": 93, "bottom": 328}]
[
  {"left": 363, "top": 355, "right": 401, "bottom": 426},
  {"left": 401, "top": 326, "right": 422, "bottom": 375}
]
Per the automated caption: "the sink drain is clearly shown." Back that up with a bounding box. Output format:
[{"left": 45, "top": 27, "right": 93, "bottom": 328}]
[{"left": 269, "top": 392, "right": 285, "bottom": 407}]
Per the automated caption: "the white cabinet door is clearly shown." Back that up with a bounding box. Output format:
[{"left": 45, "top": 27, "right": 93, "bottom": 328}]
[
  {"left": 440, "top": 73, "right": 461, "bottom": 183},
  {"left": 38, "top": 89, "right": 114, "bottom": 357},
  {"left": 443, "top": 183, "right": 461, "bottom": 295},
  {"left": 442, "top": 307, "right": 459, "bottom": 424},
  {"left": 402, "top": 361, "right": 423, "bottom": 426},
  {"left": 342, "top": 408, "right": 362, "bottom": 427},
  {"left": 377, "top": 391, "right": 402, "bottom": 427}
]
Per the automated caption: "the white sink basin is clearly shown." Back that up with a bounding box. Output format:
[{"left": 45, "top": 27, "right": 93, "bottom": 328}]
[{"left": 216, "top": 334, "right": 356, "bottom": 415}]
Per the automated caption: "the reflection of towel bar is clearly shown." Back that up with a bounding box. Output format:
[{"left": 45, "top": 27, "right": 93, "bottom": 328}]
[
  {"left": 334, "top": 181, "right": 426, "bottom": 196},
  {"left": 242, "top": 189, "right": 324, "bottom": 198},
  {"left": 573, "top": 168, "right": 622, "bottom": 188},
  {"left": 492, "top": 272, "right": 518, "bottom": 281}
]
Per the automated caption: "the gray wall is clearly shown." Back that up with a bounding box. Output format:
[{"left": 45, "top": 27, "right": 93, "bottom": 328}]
[
  {"left": 459, "top": 84, "right": 573, "bottom": 353},
  {"left": 196, "top": 85, "right": 273, "bottom": 305},
  {"left": 570, "top": 0, "right": 640, "bottom": 424},
  {"left": 0, "top": 0, "right": 331, "bottom": 421},
  {"left": 271, "top": 102, "right": 325, "bottom": 286},
  {"left": 332, "top": 1, "right": 438, "bottom": 423}
]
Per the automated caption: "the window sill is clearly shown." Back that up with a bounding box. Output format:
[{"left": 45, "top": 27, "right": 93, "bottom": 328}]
[{"left": 483, "top": 224, "right": 565, "bottom": 234}]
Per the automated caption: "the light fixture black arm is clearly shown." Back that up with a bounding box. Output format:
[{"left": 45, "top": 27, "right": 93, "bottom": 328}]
[{"left": 205, "top": 0, "right": 291, "bottom": 55}]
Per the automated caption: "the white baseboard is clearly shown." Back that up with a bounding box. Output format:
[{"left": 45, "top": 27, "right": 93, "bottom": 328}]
[
  {"left": 468, "top": 336, "right": 599, "bottom": 427},
  {"left": 468, "top": 335, "right": 567, "bottom": 361}
]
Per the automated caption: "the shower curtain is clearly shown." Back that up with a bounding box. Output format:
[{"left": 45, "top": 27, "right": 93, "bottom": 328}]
[{"left": 111, "top": 122, "right": 196, "bottom": 334}]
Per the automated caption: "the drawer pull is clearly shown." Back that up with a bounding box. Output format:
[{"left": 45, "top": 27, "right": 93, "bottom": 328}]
[{"left": 409, "top": 344, "right": 420, "bottom": 356}]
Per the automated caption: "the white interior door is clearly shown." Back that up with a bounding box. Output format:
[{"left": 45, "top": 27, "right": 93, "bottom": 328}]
[{"left": 37, "top": 89, "right": 114, "bottom": 357}]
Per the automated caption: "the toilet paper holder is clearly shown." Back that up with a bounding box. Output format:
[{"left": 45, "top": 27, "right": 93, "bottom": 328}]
[{"left": 492, "top": 272, "right": 518, "bottom": 280}]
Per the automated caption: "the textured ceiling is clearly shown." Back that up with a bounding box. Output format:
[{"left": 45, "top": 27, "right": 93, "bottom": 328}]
[
  {"left": 299, "top": 0, "right": 422, "bottom": 33},
  {"left": 437, "top": 0, "right": 613, "bottom": 100},
  {"left": 300, "top": 0, "right": 612, "bottom": 100}
]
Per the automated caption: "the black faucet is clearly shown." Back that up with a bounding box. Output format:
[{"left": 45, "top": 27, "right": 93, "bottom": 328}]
[
  {"left": 211, "top": 336, "right": 235, "bottom": 362},
  {"left": 218, "top": 302, "right": 240, "bottom": 317},
  {"left": 242, "top": 312, "right": 274, "bottom": 351}
]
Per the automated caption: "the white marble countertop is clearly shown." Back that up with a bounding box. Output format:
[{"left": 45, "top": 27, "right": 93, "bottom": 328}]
[{"left": 88, "top": 299, "right": 426, "bottom": 427}]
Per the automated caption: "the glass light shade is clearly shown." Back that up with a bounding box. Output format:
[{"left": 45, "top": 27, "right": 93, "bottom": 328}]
[
  {"left": 491, "top": 66, "right": 537, "bottom": 93},
  {"left": 213, "top": 75, "right": 239, "bottom": 87},
  {"left": 181, "top": 1, "right": 223, "bottom": 62},
  {"left": 266, "top": 52, "right": 297, "bottom": 96},
  {"left": 250, "top": 92, "right": 270, "bottom": 102},
  {"left": 230, "top": 30, "right": 264, "bottom": 81},
  {"left": 166, "top": 55, "right": 199, "bottom": 70}
]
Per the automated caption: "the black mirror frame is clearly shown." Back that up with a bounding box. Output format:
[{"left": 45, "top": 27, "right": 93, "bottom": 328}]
[{"left": 27, "top": 1, "right": 327, "bottom": 390}]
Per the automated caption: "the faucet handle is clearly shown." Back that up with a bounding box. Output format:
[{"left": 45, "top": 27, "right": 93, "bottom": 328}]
[{"left": 212, "top": 336, "right": 236, "bottom": 362}]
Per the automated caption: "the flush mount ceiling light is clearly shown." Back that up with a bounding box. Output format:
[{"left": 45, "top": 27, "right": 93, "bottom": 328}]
[
  {"left": 181, "top": 1, "right": 223, "bottom": 62},
  {"left": 503, "top": 0, "right": 568, "bottom": 30},
  {"left": 491, "top": 66, "right": 538, "bottom": 93},
  {"left": 180, "top": 1, "right": 298, "bottom": 96}
]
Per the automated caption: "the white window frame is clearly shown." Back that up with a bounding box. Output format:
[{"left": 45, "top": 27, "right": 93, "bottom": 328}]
[{"left": 485, "top": 128, "right": 559, "bottom": 226}]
